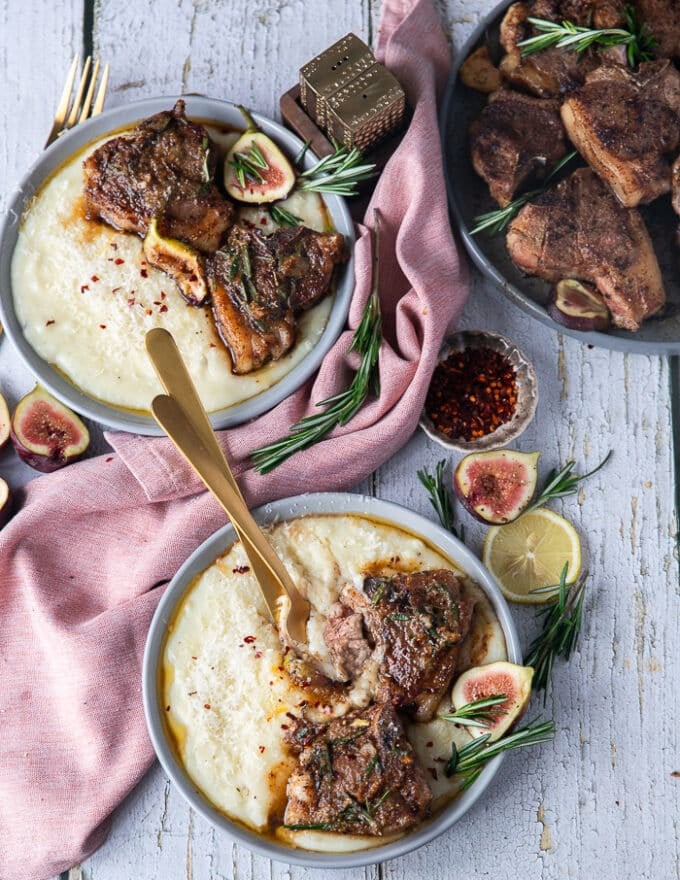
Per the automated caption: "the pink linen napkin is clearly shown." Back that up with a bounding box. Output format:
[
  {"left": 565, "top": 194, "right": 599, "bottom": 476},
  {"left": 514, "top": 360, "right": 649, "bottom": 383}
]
[{"left": 0, "top": 2, "right": 467, "bottom": 877}]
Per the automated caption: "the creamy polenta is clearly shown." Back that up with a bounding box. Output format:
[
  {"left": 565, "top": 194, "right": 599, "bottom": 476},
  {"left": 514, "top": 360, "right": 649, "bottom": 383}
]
[{"left": 162, "top": 514, "right": 507, "bottom": 853}]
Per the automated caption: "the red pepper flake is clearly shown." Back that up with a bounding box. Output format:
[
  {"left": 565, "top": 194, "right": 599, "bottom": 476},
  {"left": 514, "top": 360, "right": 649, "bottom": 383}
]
[
  {"left": 260, "top": 216, "right": 268, "bottom": 225},
  {"left": 99, "top": 324, "right": 107, "bottom": 329},
  {"left": 80, "top": 284, "right": 89, "bottom": 293},
  {"left": 281, "top": 723, "right": 289, "bottom": 730},
  {"left": 254, "top": 651, "right": 263, "bottom": 659},
  {"left": 159, "top": 304, "right": 168, "bottom": 313},
  {"left": 258, "top": 745, "right": 266, "bottom": 753},
  {"left": 114, "top": 258, "right": 125, "bottom": 265},
  {"left": 91, "top": 274, "right": 99, "bottom": 282},
  {"left": 127, "top": 298, "right": 136, "bottom": 307},
  {"left": 153, "top": 300, "right": 161, "bottom": 306},
  {"left": 204, "top": 703, "right": 211, "bottom": 710},
  {"left": 160, "top": 291, "right": 166, "bottom": 299},
  {"left": 424, "top": 346, "right": 518, "bottom": 441},
  {"left": 140, "top": 268, "right": 148, "bottom": 278},
  {"left": 145, "top": 308, "right": 152, "bottom": 316},
  {"left": 233, "top": 565, "right": 251, "bottom": 574},
  {"left": 105, "top": 456, "right": 113, "bottom": 462},
  {"left": 110, "top": 242, "right": 118, "bottom": 249},
  {"left": 208, "top": 342, "right": 217, "bottom": 348},
  {"left": 428, "top": 767, "right": 438, "bottom": 781},
  {"left": 45, "top": 319, "right": 55, "bottom": 326},
  {"left": 191, "top": 656, "right": 197, "bottom": 660},
  {"left": 244, "top": 635, "right": 257, "bottom": 643},
  {"left": 111, "top": 287, "right": 121, "bottom": 294}
]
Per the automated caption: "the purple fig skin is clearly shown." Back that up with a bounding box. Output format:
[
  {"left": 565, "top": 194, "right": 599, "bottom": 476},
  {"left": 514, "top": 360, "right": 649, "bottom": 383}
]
[
  {"left": 453, "top": 449, "right": 539, "bottom": 525},
  {"left": 10, "top": 386, "right": 90, "bottom": 473},
  {"left": 0, "top": 476, "right": 12, "bottom": 527},
  {"left": 451, "top": 661, "right": 534, "bottom": 741},
  {"left": 547, "top": 279, "right": 610, "bottom": 332},
  {"left": 0, "top": 392, "right": 9, "bottom": 449}
]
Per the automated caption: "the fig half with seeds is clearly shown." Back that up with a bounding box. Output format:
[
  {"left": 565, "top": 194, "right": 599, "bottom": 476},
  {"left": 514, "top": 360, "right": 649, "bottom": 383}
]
[
  {"left": 0, "top": 392, "right": 9, "bottom": 448},
  {"left": 547, "top": 279, "right": 610, "bottom": 332},
  {"left": 11, "top": 386, "right": 90, "bottom": 472},
  {"left": 451, "top": 661, "right": 534, "bottom": 741},
  {"left": 454, "top": 448, "right": 539, "bottom": 524},
  {"left": 223, "top": 106, "right": 295, "bottom": 204},
  {"left": 0, "top": 476, "right": 12, "bottom": 527}
]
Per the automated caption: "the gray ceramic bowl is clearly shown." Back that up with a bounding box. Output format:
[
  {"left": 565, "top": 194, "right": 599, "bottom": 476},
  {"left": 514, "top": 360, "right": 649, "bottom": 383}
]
[
  {"left": 0, "top": 96, "right": 355, "bottom": 434},
  {"left": 142, "top": 492, "right": 521, "bottom": 868},
  {"left": 441, "top": 0, "right": 680, "bottom": 354}
]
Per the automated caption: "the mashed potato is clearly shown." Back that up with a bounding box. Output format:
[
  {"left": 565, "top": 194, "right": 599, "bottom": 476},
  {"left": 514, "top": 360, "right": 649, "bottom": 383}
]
[
  {"left": 163, "top": 514, "right": 507, "bottom": 852},
  {"left": 11, "top": 131, "right": 334, "bottom": 414}
]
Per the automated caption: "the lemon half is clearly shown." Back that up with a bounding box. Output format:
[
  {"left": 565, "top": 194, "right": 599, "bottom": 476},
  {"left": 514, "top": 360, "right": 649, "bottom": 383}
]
[{"left": 482, "top": 508, "right": 581, "bottom": 604}]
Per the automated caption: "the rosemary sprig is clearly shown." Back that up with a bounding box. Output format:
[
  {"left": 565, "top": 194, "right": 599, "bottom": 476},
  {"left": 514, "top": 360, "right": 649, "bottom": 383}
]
[
  {"left": 297, "top": 142, "right": 376, "bottom": 197},
  {"left": 525, "top": 562, "right": 587, "bottom": 694},
  {"left": 524, "top": 450, "right": 612, "bottom": 514},
  {"left": 445, "top": 719, "right": 555, "bottom": 789},
  {"left": 470, "top": 150, "right": 578, "bottom": 235},
  {"left": 270, "top": 204, "right": 303, "bottom": 227},
  {"left": 251, "top": 210, "right": 383, "bottom": 474},
  {"left": 439, "top": 694, "right": 507, "bottom": 729},
  {"left": 417, "top": 459, "right": 464, "bottom": 542},
  {"left": 518, "top": 5, "right": 656, "bottom": 66},
  {"left": 228, "top": 141, "right": 269, "bottom": 187}
]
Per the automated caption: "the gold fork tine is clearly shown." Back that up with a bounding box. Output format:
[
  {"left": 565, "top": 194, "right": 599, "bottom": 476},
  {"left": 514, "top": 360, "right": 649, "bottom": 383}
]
[
  {"left": 77, "top": 58, "right": 100, "bottom": 124},
  {"left": 92, "top": 64, "right": 109, "bottom": 116},
  {"left": 66, "top": 55, "right": 92, "bottom": 129},
  {"left": 44, "top": 54, "right": 79, "bottom": 147}
]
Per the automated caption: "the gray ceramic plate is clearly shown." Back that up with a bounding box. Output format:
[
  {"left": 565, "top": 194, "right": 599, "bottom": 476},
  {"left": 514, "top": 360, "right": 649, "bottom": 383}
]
[
  {"left": 0, "top": 96, "right": 355, "bottom": 434},
  {"left": 441, "top": 0, "right": 680, "bottom": 354},
  {"left": 142, "top": 492, "right": 522, "bottom": 868}
]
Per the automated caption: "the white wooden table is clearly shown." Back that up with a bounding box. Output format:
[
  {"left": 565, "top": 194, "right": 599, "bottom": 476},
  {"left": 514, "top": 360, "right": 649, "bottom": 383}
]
[{"left": 2, "top": 1, "right": 677, "bottom": 878}]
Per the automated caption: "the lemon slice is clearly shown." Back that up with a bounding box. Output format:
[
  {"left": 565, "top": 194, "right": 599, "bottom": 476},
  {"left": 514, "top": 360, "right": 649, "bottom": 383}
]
[{"left": 482, "top": 508, "right": 581, "bottom": 604}]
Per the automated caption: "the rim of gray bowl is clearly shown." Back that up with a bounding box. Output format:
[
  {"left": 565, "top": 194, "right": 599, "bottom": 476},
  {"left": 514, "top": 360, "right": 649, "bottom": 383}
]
[
  {"left": 142, "top": 492, "right": 522, "bottom": 868},
  {"left": 0, "top": 96, "right": 355, "bottom": 435}
]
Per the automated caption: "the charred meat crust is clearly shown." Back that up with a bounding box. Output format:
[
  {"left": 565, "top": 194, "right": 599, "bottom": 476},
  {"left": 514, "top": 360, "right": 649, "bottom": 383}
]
[
  {"left": 469, "top": 90, "right": 568, "bottom": 207},
  {"left": 506, "top": 167, "right": 666, "bottom": 330},
  {"left": 83, "top": 99, "right": 234, "bottom": 250},
  {"left": 208, "top": 225, "right": 347, "bottom": 375},
  {"left": 283, "top": 702, "right": 432, "bottom": 835}
]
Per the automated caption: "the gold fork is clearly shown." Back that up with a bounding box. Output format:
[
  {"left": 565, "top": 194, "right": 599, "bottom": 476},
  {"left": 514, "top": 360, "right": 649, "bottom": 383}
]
[{"left": 44, "top": 54, "right": 109, "bottom": 148}]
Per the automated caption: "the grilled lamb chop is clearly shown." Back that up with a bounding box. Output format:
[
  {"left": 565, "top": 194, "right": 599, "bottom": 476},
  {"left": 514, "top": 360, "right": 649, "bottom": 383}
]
[
  {"left": 469, "top": 90, "right": 567, "bottom": 207},
  {"left": 499, "top": 2, "right": 615, "bottom": 98},
  {"left": 506, "top": 167, "right": 666, "bottom": 331},
  {"left": 561, "top": 61, "right": 680, "bottom": 207},
  {"left": 209, "top": 224, "right": 346, "bottom": 374},
  {"left": 284, "top": 702, "right": 432, "bottom": 835},
  {"left": 324, "top": 603, "right": 373, "bottom": 681},
  {"left": 83, "top": 99, "right": 234, "bottom": 250},
  {"left": 328, "top": 570, "right": 475, "bottom": 722},
  {"left": 635, "top": 0, "right": 680, "bottom": 60}
]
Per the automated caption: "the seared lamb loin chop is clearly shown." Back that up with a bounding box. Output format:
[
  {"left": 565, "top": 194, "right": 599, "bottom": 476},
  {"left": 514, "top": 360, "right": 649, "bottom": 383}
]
[
  {"left": 469, "top": 90, "right": 568, "bottom": 207},
  {"left": 325, "top": 570, "right": 475, "bottom": 722},
  {"left": 209, "top": 224, "right": 346, "bottom": 374},
  {"left": 498, "top": 1, "right": 622, "bottom": 98},
  {"left": 561, "top": 61, "right": 680, "bottom": 207},
  {"left": 506, "top": 167, "right": 666, "bottom": 330},
  {"left": 83, "top": 99, "right": 234, "bottom": 249},
  {"left": 284, "top": 702, "right": 432, "bottom": 835}
]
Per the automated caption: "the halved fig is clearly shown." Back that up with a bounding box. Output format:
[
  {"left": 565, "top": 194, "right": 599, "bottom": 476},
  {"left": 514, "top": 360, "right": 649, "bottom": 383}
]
[
  {"left": 223, "top": 106, "right": 295, "bottom": 204},
  {"left": 451, "top": 661, "right": 533, "bottom": 741},
  {"left": 0, "top": 476, "right": 12, "bottom": 527},
  {"left": 11, "top": 386, "right": 90, "bottom": 473},
  {"left": 547, "top": 279, "right": 610, "bottom": 332},
  {"left": 454, "top": 449, "right": 539, "bottom": 524},
  {"left": 0, "top": 392, "right": 10, "bottom": 448},
  {"left": 143, "top": 217, "right": 209, "bottom": 306}
]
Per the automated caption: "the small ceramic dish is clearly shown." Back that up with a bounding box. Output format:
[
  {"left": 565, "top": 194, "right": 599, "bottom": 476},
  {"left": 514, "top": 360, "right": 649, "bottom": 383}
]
[{"left": 420, "top": 330, "right": 538, "bottom": 453}]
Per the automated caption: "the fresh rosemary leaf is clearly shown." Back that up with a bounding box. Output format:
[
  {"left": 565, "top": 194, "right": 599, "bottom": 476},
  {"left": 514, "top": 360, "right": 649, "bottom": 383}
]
[
  {"left": 228, "top": 142, "right": 269, "bottom": 187},
  {"left": 524, "top": 450, "right": 612, "bottom": 514},
  {"left": 439, "top": 693, "right": 507, "bottom": 729},
  {"left": 518, "top": 4, "right": 656, "bottom": 66},
  {"left": 251, "top": 210, "right": 383, "bottom": 473},
  {"left": 525, "top": 563, "right": 587, "bottom": 694},
  {"left": 297, "top": 143, "right": 376, "bottom": 197},
  {"left": 445, "top": 718, "right": 555, "bottom": 788},
  {"left": 470, "top": 150, "right": 578, "bottom": 236},
  {"left": 417, "top": 459, "right": 464, "bottom": 542},
  {"left": 270, "top": 204, "right": 303, "bottom": 227}
]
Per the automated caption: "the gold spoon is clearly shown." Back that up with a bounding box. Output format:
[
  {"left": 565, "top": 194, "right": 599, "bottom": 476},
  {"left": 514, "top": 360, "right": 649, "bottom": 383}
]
[{"left": 145, "top": 327, "right": 310, "bottom": 644}]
